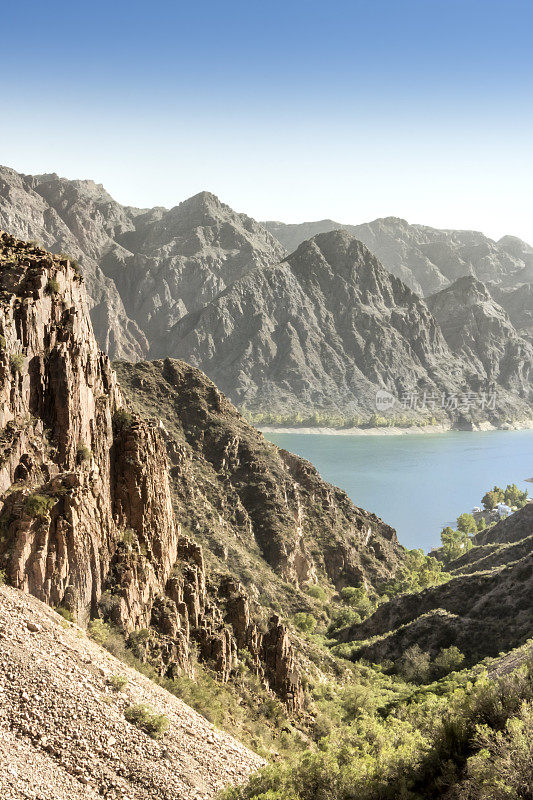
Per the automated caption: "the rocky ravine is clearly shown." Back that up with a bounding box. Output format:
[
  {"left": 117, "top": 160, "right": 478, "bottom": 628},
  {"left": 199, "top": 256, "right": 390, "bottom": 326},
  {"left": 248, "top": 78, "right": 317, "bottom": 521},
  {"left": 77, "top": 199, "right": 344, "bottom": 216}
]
[
  {"left": 154, "top": 230, "right": 533, "bottom": 422},
  {"left": 0, "top": 583, "right": 263, "bottom": 800},
  {"left": 0, "top": 231, "right": 305, "bottom": 713}
]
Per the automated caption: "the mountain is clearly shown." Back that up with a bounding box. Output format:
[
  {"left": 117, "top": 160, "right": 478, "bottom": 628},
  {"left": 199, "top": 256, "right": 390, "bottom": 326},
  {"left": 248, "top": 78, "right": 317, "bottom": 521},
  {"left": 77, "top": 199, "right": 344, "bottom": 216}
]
[
  {"left": 264, "top": 217, "right": 532, "bottom": 296},
  {"left": 426, "top": 276, "right": 533, "bottom": 400},
  {"left": 0, "top": 167, "right": 284, "bottom": 357},
  {"left": 153, "top": 230, "right": 533, "bottom": 423},
  {"left": 339, "top": 503, "right": 533, "bottom": 664},
  {"left": 0, "top": 166, "right": 148, "bottom": 360}
]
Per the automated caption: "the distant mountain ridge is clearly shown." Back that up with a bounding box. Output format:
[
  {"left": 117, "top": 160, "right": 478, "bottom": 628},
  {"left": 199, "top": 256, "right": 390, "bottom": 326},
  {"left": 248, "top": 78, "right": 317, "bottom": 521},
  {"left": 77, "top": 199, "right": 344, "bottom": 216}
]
[
  {"left": 153, "top": 230, "right": 533, "bottom": 422},
  {"left": 0, "top": 167, "right": 284, "bottom": 359},
  {"left": 1, "top": 165, "right": 531, "bottom": 425},
  {"left": 264, "top": 217, "right": 533, "bottom": 298}
]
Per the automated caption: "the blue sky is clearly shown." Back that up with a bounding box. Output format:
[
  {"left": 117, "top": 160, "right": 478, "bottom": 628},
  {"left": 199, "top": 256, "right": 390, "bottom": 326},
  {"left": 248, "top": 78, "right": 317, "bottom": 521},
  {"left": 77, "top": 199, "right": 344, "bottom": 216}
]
[{"left": 2, "top": 0, "right": 533, "bottom": 241}]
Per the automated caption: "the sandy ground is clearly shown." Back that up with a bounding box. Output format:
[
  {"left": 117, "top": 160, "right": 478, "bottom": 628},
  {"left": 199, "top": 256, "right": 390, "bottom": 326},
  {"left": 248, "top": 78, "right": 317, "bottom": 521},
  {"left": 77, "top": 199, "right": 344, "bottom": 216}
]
[{"left": 260, "top": 420, "right": 533, "bottom": 436}]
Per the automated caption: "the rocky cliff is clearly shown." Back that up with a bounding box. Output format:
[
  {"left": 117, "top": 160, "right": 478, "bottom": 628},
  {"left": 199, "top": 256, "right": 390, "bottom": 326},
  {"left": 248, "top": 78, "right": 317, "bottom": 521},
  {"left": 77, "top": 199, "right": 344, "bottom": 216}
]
[
  {"left": 152, "top": 230, "right": 532, "bottom": 422},
  {"left": 0, "top": 231, "right": 306, "bottom": 710}
]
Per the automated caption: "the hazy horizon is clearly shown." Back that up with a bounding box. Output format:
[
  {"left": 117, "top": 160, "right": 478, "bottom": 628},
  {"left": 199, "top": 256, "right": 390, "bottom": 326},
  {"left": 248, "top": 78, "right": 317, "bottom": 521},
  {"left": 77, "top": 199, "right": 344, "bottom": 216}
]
[{"left": 2, "top": 0, "right": 532, "bottom": 243}]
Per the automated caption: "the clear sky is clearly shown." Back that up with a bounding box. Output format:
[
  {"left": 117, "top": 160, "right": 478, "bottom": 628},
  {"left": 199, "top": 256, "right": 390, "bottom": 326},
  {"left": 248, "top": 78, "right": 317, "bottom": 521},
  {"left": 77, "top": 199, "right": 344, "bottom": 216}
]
[{"left": 2, "top": 0, "right": 532, "bottom": 242}]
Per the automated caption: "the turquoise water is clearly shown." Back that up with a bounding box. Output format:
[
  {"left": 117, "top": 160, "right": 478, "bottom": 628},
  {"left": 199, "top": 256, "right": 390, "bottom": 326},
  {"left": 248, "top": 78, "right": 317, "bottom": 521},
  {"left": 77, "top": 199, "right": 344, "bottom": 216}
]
[{"left": 263, "top": 430, "right": 533, "bottom": 551}]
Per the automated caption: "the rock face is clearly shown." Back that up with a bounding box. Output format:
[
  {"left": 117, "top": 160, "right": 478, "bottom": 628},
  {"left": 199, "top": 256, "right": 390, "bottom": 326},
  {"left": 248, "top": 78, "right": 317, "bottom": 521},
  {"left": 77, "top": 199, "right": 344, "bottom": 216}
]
[
  {"left": 339, "top": 504, "right": 533, "bottom": 664},
  {"left": 152, "top": 230, "right": 531, "bottom": 421},
  {"left": 426, "top": 276, "right": 533, "bottom": 401},
  {"left": 0, "top": 167, "right": 284, "bottom": 357},
  {"left": 0, "top": 232, "right": 305, "bottom": 709},
  {"left": 100, "top": 191, "right": 285, "bottom": 342},
  {"left": 264, "top": 217, "right": 532, "bottom": 297}
]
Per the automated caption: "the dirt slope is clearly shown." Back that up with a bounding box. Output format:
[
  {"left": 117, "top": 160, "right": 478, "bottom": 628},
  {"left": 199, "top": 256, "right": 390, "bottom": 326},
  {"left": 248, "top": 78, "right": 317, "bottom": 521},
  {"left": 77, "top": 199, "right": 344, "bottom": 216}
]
[{"left": 0, "top": 583, "right": 263, "bottom": 800}]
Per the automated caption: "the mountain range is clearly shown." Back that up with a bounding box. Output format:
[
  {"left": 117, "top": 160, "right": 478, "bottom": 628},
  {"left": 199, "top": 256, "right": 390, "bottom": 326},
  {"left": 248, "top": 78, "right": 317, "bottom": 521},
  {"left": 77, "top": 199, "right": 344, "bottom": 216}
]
[
  {"left": 0, "top": 230, "right": 531, "bottom": 800},
  {"left": 1, "top": 165, "right": 531, "bottom": 426}
]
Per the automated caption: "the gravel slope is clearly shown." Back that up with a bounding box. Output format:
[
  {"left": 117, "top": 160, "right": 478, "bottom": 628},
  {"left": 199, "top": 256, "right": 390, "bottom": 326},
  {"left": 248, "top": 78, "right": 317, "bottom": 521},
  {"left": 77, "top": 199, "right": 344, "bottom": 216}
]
[{"left": 0, "top": 584, "right": 264, "bottom": 800}]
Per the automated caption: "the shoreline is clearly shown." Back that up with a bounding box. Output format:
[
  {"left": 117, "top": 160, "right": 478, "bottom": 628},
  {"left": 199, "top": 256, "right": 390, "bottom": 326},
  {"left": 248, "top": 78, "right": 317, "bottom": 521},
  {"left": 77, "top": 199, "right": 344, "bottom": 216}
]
[{"left": 259, "top": 420, "right": 533, "bottom": 436}]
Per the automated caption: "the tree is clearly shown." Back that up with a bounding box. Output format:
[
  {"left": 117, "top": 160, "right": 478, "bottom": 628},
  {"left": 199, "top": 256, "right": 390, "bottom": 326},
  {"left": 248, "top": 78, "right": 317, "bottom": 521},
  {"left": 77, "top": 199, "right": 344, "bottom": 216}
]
[
  {"left": 457, "top": 513, "right": 477, "bottom": 534},
  {"left": 433, "top": 646, "right": 465, "bottom": 676},
  {"left": 482, "top": 486, "right": 504, "bottom": 510},
  {"left": 503, "top": 483, "right": 528, "bottom": 508},
  {"left": 396, "top": 644, "right": 431, "bottom": 682},
  {"left": 476, "top": 517, "right": 487, "bottom": 531},
  {"left": 441, "top": 527, "right": 473, "bottom": 564}
]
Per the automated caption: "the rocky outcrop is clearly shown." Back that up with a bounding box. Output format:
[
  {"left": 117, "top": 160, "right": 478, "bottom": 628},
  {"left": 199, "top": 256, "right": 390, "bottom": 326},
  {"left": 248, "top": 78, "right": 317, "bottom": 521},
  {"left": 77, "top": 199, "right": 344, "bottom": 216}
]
[
  {"left": 153, "top": 230, "right": 532, "bottom": 422},
  {"left": 264, "top": 217, "right": 531, "bottom": 297},
  {"left": 0, "top": 232, "right": 308, "bottom": 709}
]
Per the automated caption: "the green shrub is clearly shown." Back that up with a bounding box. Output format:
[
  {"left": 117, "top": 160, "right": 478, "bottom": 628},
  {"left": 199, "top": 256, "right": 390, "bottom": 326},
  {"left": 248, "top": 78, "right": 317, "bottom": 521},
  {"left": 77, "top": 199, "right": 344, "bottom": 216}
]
[
  {"left": 45, "top": 277, "right": 60, "bottom": 295},
  {"left": 306, "top": 584, "right": 328, "bottom": 602},
  {"left": 108, "top": 674, "right": 128, "bottom": 692},
  {"left": 77, "top": 443, "right": 92, "bottom": 462},
  {"left": 433, "top": 646, "right": 465, "bottom": 677},
  {"left": 9, "top": 353, "right": 24, "bottom": 374},
  {"left": 292, "top": 612, "right": 317, "bottom": 634},
  {"left": 113, "top": 409, "right": 135, "bottom": 429},
  {"left": 0, "top": 335, "right": 6, "bottom": 350},
  {"left": 396, "top": 644, "right": 431, "bottom": 683},
  {"left": 0, "top": 569, "right": 5, "bottom": 585},
  {"left": 25, "top": 493, "right": 56, "bottom": 518},
  {"left": 55, "top": 606, "right": 74, "bottom": 623},
  {"left": 124, "top": 703, "right": 169, "bottom": 738}
]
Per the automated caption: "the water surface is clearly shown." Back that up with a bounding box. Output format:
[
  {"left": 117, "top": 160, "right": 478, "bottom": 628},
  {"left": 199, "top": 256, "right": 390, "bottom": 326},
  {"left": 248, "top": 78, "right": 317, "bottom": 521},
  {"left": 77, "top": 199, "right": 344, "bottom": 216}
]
[{"left": 263, "top": 430, "right": 533, "bottom": 550}]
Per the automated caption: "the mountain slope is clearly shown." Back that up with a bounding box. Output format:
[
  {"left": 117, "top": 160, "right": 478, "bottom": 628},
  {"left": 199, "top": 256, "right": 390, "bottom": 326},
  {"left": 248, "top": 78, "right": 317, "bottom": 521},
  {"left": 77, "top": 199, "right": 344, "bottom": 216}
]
[
  {"left": 153, "top": 230, "right": 531, "bottom": 423},
  {"left": 114, "top": 357, "right": 405, "bottom": 596},
  {"left": 426, "top": 276, "right": 533, "bottom": 399},
  {"left": 264, "top": 217, "right": 531, "bottom": 296},
  {"left": 339, "top": 503, "right": 533, "bottom": 664},
  {"left": 0, "top": 583, "right": 263, "bottom": 800}
]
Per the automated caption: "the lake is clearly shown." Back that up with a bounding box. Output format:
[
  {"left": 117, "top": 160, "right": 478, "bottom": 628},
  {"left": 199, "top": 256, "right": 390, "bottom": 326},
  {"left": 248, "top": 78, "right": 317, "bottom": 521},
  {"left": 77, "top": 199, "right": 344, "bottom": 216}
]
[{"left": 263, "top": 429, "right": 533, "bottom": 551}]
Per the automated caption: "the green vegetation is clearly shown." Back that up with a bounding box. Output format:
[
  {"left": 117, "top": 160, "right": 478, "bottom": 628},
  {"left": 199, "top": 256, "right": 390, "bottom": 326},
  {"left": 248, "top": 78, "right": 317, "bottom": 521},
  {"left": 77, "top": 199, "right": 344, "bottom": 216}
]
[
  {"left": 54, "top": 605, "right": 74, "bottom": 623},
  {"left": 292, "top": 612, "right": 317, "bottom": 634},
  {"left": 113, "top": 408, "right": 135, "bottom": 429},
  {"left": 45, "top": 277, "right": 60, "bottom": 295},
  {"left": 482, "top": 483, "right": 528, "bottom": 510},
  {"left": 0, "top": 569, "right": 5, "bottom": 585},
  {"left": 108, "top": 674, "right": 128, "bottom": 692},
  {"left": 25, "top": 492, "right": 56, "bottom": 518},
  {"left": 124, "top": 703, "right": 169, "bottom": 738},
  {"left": 9, "top": 353, "right": 24, "bottom": 374},
  {"left": 441, "top": 526, "right": 473, "bottom": 564},
  {"left": 221, "top": 657, "right": 533, "bottom": 800},
  {"left": 77, "top": 442, "right": 92, "bottom": 462},
  {"left": 380, "top": 549, "right": 449, "bottom": 597},
  {"left": 240, "top": 408, "right": 441, "bottom": 430}
]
